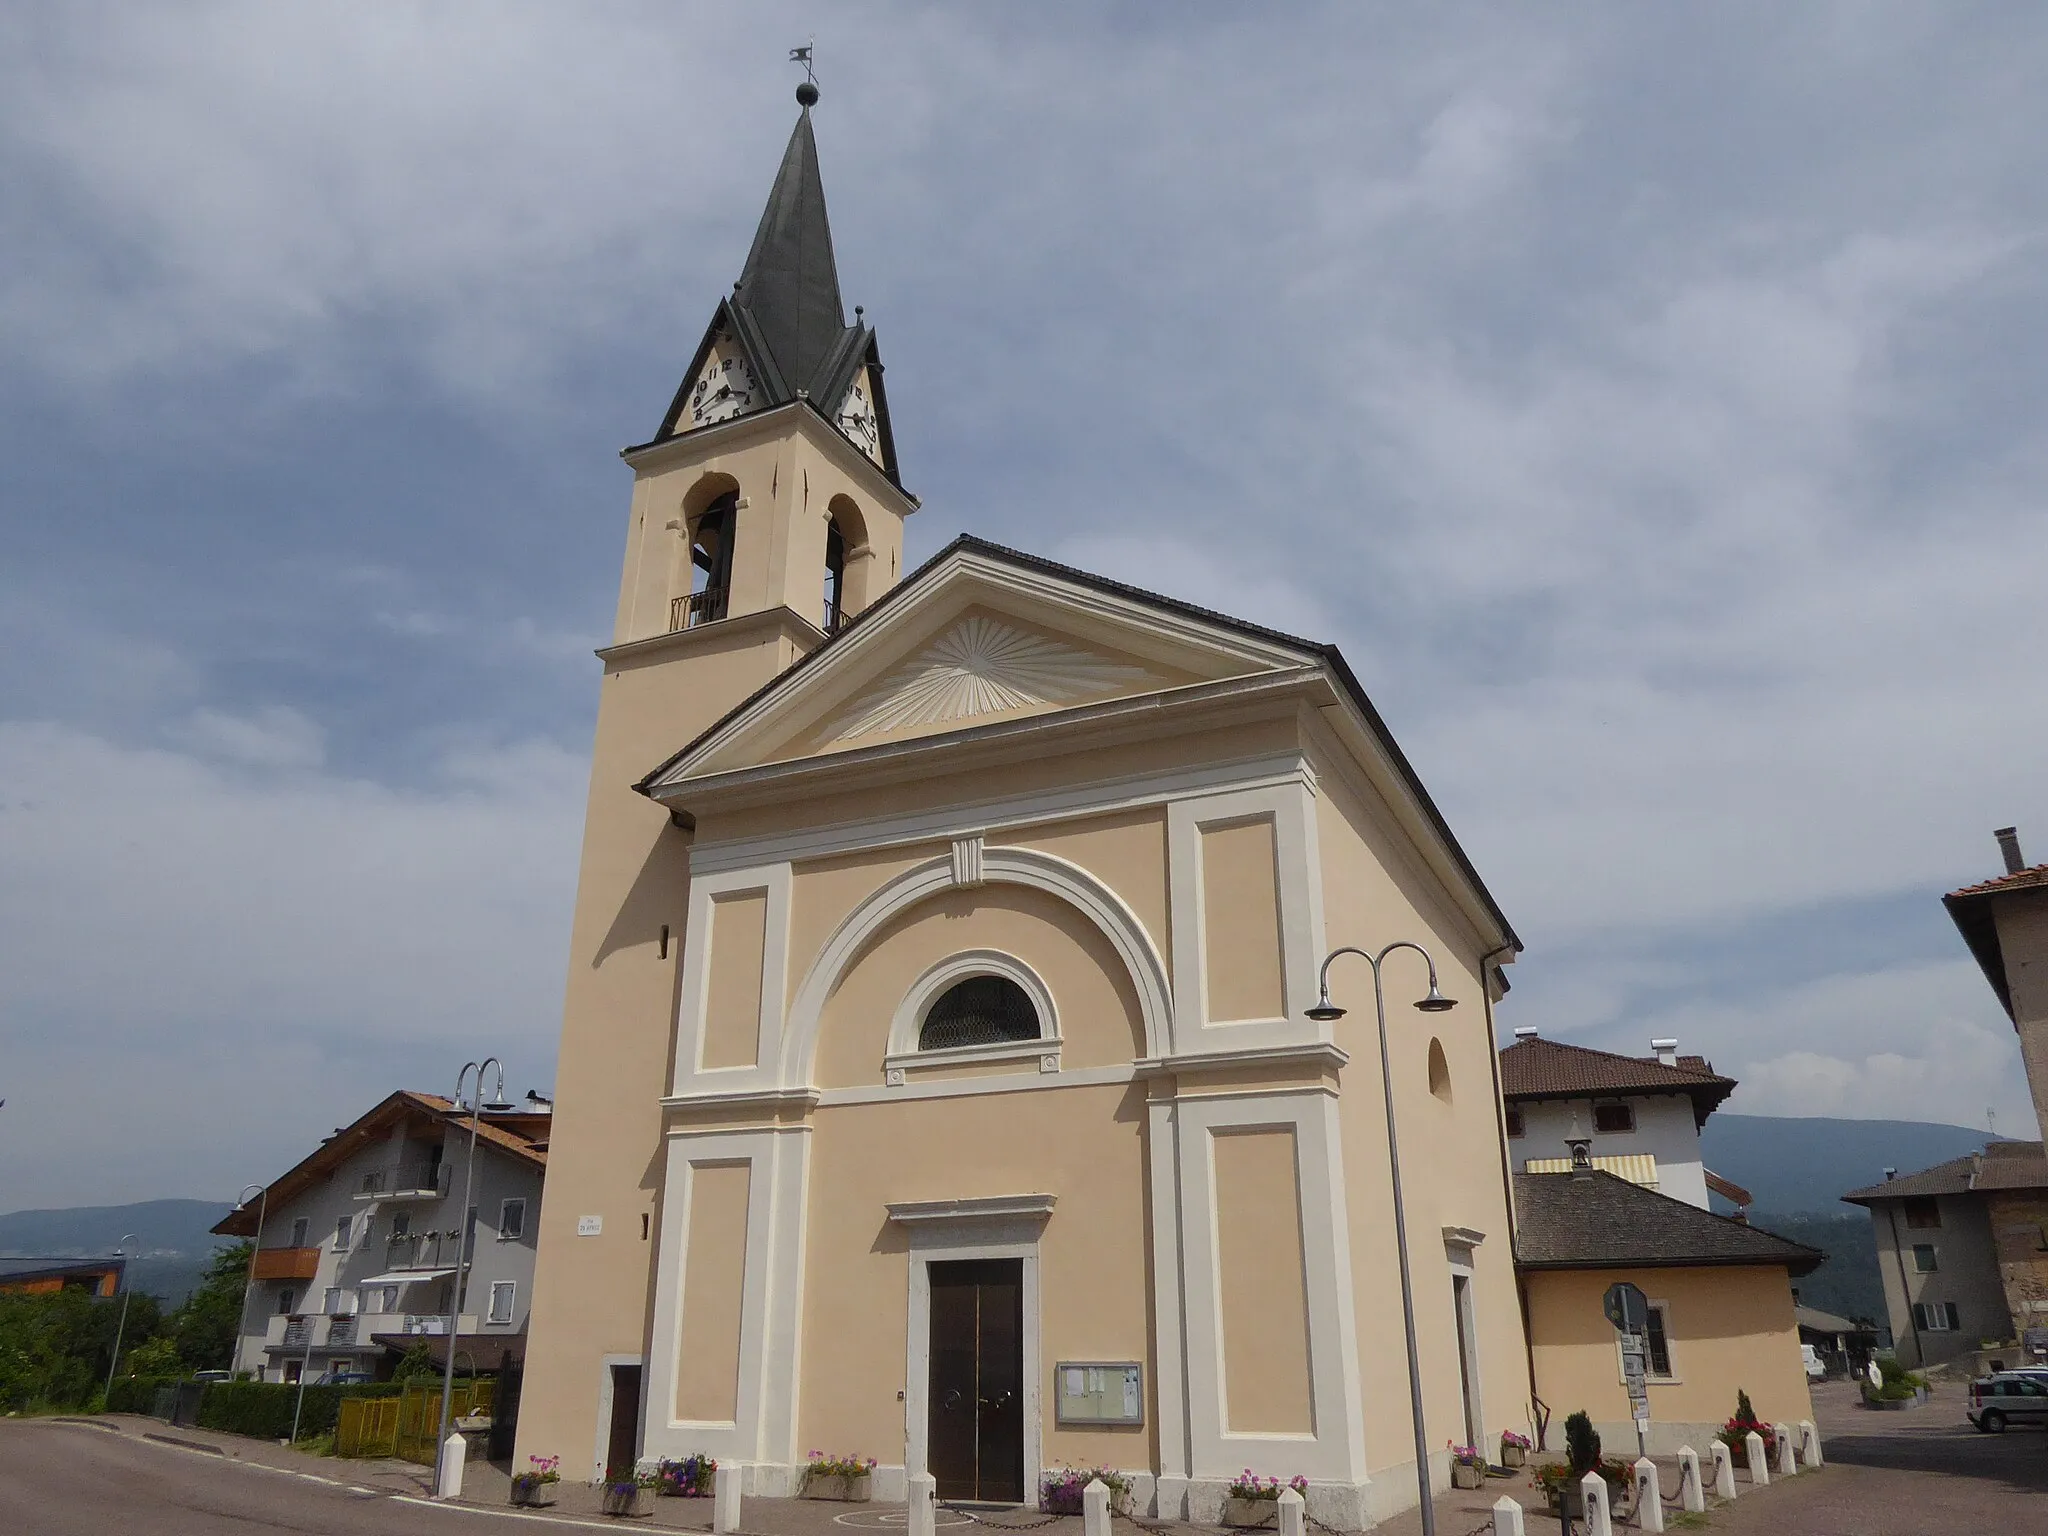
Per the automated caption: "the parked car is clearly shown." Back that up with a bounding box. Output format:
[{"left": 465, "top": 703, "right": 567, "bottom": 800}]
[
  {"left": 1967, "top": 1374, "right": 2048, "bottom": 1432},
  {"left": 313, "top": 1369, "right": 375, "bottom": 1386},
  {"left": 1801, "top": 1344, "right": 1827, "bottom": 1380}
]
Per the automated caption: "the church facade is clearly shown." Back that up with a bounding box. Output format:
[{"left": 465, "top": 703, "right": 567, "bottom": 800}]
[{"left": 517, "top": 91, "right": 1529, "bottom": 1529}]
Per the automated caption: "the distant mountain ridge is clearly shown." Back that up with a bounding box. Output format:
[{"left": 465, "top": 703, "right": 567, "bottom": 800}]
[
  {"left": 1699, "top": 1113, "right": 2001, "bottom": 1214},
  {"left": 0, "top": 1198, "right": 233, "bottom": 1304}
]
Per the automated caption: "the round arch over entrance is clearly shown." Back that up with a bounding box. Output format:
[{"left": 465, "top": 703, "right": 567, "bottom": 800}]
[{"left": 778, "top": 846, "right": 1173, "bottom": 1082}]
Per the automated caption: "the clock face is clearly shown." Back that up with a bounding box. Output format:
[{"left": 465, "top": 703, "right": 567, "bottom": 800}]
[
  {"left": 836, "top": 378, "right": 881, "bottom": 461},
  {"left": 688, "top": 352, "right": 758, "bottom": 428}
]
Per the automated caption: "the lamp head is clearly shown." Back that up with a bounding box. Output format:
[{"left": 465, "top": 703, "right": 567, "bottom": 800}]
[
  {"left": 1305, "top": 988, "right": 1347, "bottom": 1023},
  {"left": 1414, "top": 983, "right": 1457, "bottom": 1014}
]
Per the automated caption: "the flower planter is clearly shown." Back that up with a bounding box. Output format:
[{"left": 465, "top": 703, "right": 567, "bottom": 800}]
[
  {"left": 509, "top": 1477, "right": 555, "bottom": 1508},
  {"left": 803, "top": 1474, "right": 872, "bottom": 1502},
  {"left": 1499, "top": 1445, "right": 1526, "bottom": 1469},
  {"left": 601, "top": 1485, "right": 641, "bottom": 1517},
  {"left": 1451, "top": 1463, "right": 1485, "bottom": 1490},
  {"left": 1221, "top": 1497, "right": 1279, "bottom": 1528}
]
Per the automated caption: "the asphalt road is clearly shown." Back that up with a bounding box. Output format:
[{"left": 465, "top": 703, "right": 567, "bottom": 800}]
[
  {"left": 0, "top": 1419, "right": 539, "bottom": 1536},
  {"left": 8, "top": 1384, "right": 2048, "bottom": 1535}
]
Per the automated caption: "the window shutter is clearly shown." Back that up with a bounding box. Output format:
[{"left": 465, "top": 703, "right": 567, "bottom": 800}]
[{"left": 1944, "top": 1302, "right": 1960, "bottom": 1331}]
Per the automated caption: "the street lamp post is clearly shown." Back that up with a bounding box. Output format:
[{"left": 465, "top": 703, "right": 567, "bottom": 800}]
[
  {"left": 1306, "top": 943, "right": 1457, "bottom": 1536},
  {"left": 230, "top": 1183, "right": 268, "bottom": 1380},
  {"left": 103, "top": 1232, "right": 142, "bottom": 1405},
  {"left": 435, "top": 1058, "right": 511, "bottom": 1499}
]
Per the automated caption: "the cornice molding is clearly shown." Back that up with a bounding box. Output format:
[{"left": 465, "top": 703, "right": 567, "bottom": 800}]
[
  {"left": 685, "top": 749, "right": 1312, "bottom": 877},
  {"left": 598, "top": 604, "right": 823, "bottom": 668},
  {"left": 651, "top": 668, "right": 1329, "bottom": 813},
  {"left": 621, "top": 400, "right": 918, "bottom": 518}
]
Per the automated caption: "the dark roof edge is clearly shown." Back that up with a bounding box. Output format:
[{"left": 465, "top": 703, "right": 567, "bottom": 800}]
[
  {"left": 1943, "top": 888, "right": 2016, "bottom": 1021},
  {"left": 632, "top": 534, "right": 1520, "bottom": 953}
]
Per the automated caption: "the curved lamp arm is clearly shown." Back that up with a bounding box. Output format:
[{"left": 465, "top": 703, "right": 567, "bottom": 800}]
[{"left": 1307, "top": 941, "right": 1455, "bottom": 1020}]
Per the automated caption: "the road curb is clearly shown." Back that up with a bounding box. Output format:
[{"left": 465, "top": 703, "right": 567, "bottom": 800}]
[{"left": 145, "top": 1431, "right": 227, "bottom": 1455}]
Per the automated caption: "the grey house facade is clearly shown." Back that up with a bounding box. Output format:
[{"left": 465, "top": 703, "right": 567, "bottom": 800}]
[{"left": 217, "top": 1091, "right": 548, "bottom": 1381}]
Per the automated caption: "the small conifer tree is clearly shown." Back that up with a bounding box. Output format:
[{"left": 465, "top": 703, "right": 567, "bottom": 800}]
[{"left": 1564, "top": 1410, "right": 1601, "bottom": 1475}]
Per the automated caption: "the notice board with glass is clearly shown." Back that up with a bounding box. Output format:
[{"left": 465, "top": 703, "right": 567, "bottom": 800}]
[{"left": 1054, "top": 1361, "right": 1143, "bottom": 1426}]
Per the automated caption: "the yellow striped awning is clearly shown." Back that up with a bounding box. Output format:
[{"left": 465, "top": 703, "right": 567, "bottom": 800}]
[{"left": 1522, "top": 1153, "right": 1660, "bottom": 1188}]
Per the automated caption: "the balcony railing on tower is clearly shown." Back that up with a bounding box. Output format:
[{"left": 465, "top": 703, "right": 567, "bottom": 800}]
[{"left": 670, "top": 588, "right": 728, "bottom": 632}]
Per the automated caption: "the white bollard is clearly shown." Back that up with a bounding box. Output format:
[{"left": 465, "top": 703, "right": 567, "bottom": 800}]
[
  {"left": 906, "top": 1473, "right": 935, "bottom": 1536},
  {"left": 1744, "top": 1431, "right": 1768, "bottom": 1487},
  {"left": 434, "top": 1430, "right": 466, "bottom": 1499},
  {"left": 1675, "top": 1447, "right": 1705, "bottom": 1513},
  {"left": 714, "top": 1462, "right": 744, "bottom": 1535},
  {"left": 1633, "top": 1458, "right": 1663, "bottom": 1532},
  {"left": 1799, "top": 1419, "right": 1823, "bottom": 1467},
  {"left": 1276, "top": 1486, "right": 1305, "bottom": 1536},
  {"left": 1083, "top": 1478, "right": 1112, "bottom": 1536},
  {"left": 1580, "top": 1471, "right": 1613, "bottom": 1536},
  {"left": 1490, "top": 1493, "right": 1526, "bottom": 1536},
  {"left": 1772, "top": 1424, "right": 1796, "bottom": 1477},
  {"left": 1710, "top": 1441, "right": 1736, "bottom": 1501}
]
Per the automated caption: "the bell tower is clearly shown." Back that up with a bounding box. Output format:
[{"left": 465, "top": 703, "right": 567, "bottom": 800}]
[{"left": 518, "top": 81, "right": 914, "bottom": 1472}]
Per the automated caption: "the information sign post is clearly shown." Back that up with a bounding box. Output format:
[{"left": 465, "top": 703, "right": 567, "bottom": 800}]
[{"left": 1604, "top": 1281, "right": 1653, "bottom": 1457}]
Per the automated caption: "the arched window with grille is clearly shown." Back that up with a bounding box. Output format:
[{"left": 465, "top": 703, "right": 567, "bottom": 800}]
[{"left": 918, "top": 975, "right": 1041, "bottom": 1052}]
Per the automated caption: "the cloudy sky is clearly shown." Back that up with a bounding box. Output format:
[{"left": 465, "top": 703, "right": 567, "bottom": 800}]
[{"left": 4, "top": 4, "right": 2045, "bottom": 1210}]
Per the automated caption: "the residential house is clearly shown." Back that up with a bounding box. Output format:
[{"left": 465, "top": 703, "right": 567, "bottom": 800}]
[
  {"left": 1500, "top": 1032, "right": 1748, "bottom": 1211},
  {"left": 216, "top": 1091, "right": 547, "bottom": 1382},
  {"left": 1843, "top": 826, "right": 2048, "bottom": 1371},
  {"left": 1501, "top": 1035, "right": 1816, "bottom": 1452},
  {"left": 516, "top": 87, "right": 1532, "bottom": 1530},
  {"left": 1515, "top": 1165, "right": 1820, "bottom": 1454},
  {"left": 0, "top": 1258, "right": 123, "bottom": 1298}
]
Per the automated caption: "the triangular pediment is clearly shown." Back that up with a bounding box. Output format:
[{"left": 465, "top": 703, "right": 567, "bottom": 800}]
[{"left": 643, "top": 541, "right": 1320, "bottom": 788}]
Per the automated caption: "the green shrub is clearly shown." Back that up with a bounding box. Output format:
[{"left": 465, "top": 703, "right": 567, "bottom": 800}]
[
  {"left": 195, "top": 1382, "right": 344, "bottom": 1440},
  {"left": 104, "top": 1375, "right": 180, "bottom": 1415}
]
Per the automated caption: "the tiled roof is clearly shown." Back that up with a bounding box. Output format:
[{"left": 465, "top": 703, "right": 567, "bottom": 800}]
[
  {"left": 1840, "top": 1141, "right": 2048, "bottom": 1204},
  {"left": 1498, "top": 1036, "right": 1737, "bottom": 1126},
  {"left": 213, "top": 1089, "right": 548, "bottom": 1237},
  {"left": 1942, "top": 865, "right": 2048, "bottom": 1020},
  {"left": 1948, "top": 865, "right": 2048, "bottom": 899},
  {"left": 1513, "top": 1171, "right": 1823, "bottom": 1276}
]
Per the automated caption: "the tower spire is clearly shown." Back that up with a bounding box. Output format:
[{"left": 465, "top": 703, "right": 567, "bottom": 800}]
[{"left": 732, "top": 88, "right": 846, "bottom": 399}]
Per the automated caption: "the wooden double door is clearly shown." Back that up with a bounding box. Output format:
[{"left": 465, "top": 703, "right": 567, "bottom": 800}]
[{"left": 927, "top": 1259, "right": 1024, "bottom": 1503}]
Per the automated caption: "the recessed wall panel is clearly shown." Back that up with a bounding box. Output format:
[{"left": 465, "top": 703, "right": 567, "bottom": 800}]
[
  {"left": 1200, "top": 818, "right": 1285, "bottom": 1023},
  {"left": 702, "top": 891, "right": 768, "bottom": 1070},
  {"left": 674, "top": 1161, "right": 752, "bottom": 1423},
  {"left": 1212, "top": 1127, "right": 1314, "bottom": 1434}
]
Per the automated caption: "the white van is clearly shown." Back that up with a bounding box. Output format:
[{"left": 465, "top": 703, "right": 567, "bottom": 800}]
[{"left": 1802, "top": 1344, "right": 1827, "bottom": 1380}]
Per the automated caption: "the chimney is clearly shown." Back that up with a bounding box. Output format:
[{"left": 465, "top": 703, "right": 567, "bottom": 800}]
[
  {"left": 1513, "top": 1027, "right": 1539, "bottom": 1041},
  {"left": 1651, "top": 1037, "right": 1679, "bottom": 1067},
  {"left": 1996, "top": 826, "right": 2026, "bottom": 875}
]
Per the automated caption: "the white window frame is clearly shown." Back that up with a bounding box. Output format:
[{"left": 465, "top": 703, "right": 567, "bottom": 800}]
[
  {"left": 1912, "top": 1243, "right": 1939, "bottom": 1273},
  {"left": 289, "top": 1217, "right": 309, "bottom": 1248},
  {"left": 499, "top": 1198, "right": 527, "bottom": 1241},
  {"left": 1914, "top": 1301, "right": 1960, "bottom": 1332},
  {"left": 486, "top": 1280, "right": 516, "bottom": 1325},
  {"left": 332, "top": 1216, "right": 352, "bottom": 1251},
  {"left": 323, "top": 1286, "right": 345, "bottom": 1316},
  {"left": 1613, "top": 1298, "right": 1678, "bottom": 1383},
  {"left": 883, "top": 950, "right": 1060, "bottom": 1082},
  {"left": 276, "top": 1288, "right": 296, "bottom": 1316}
]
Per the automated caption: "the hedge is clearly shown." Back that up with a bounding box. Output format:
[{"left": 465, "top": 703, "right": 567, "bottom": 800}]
[
  {"left": 105, "top": 1375, "right": 180, "bottom": 1415},
  {"left": 191, "top": 1380, "right": 403, "bottom": 1441}
]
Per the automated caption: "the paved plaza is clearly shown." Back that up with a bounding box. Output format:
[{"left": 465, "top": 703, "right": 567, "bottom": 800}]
[{"left": 4, "top": 1379, "right": 2044, "bottom": 1536}]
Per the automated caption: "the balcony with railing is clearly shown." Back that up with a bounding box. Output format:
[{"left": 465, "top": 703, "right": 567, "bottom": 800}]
[
  {"left": 326, "top": 1315, "right": 358, "bottom": 1347},
  {"left": 381, "top": 1232, "right": 456, "bottom": 1271},
  {"left": 249, "top": 1246, "right": 321, "bottom": 1283},
  {"left": 355, "top": 1162, "right": 447, "bottom": 1201},
  {"left": 280, "top": 1316, "right": 312, "bottom": 1350},
  {"left": 669, "top": 588, "right": 727, "bottom": 632}
]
